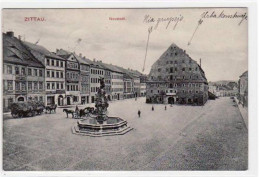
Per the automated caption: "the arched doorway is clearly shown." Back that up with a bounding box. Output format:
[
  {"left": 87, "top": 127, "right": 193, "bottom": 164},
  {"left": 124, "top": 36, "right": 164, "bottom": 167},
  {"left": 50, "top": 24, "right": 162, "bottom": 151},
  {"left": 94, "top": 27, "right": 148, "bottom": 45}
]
[
  {"left": 17, "top": 97, "right": 25, "bottom": 102},
  {"left": 168, "top": 97, "right": 174, "bottom": 104},
  {"left": 67, "top": 97, "right": 71, "bottom": 105},
  {"left": 58, "top": 95, "right": 63, "bottom": 106}
]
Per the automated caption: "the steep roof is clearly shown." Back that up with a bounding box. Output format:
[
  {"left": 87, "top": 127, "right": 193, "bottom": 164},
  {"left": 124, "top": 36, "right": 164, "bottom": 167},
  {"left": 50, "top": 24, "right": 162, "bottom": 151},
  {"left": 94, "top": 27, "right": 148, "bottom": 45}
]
[
  {"left": 95, "top": 62, "right": 124, "bottom": 74},
  {"left": 148, "top": 43, "right": 207, "bottom": 83},
  {"left": 3, "top": 33, "right": 44, "bottom": 68},
  {"left": 23, "top": 41, "right": 65, "bottom": 65}
]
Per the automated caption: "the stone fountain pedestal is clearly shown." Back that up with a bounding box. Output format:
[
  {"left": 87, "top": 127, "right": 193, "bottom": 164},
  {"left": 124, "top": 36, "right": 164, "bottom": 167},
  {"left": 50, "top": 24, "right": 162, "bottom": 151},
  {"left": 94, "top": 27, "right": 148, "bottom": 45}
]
[{"left": 72, "top": 78, "right": 133, "bottom": 137}]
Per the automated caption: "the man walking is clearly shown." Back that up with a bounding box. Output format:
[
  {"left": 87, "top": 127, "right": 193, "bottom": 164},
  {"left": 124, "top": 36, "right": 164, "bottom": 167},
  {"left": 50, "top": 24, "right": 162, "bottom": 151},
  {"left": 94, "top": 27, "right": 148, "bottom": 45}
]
[{"left": 138, "top": 110, "right": 141, "bottom": 117}]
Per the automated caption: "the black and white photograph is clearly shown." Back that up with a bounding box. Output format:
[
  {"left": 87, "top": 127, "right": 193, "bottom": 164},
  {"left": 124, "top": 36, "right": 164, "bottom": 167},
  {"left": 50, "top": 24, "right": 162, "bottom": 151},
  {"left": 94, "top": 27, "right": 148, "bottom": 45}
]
[{"left": 0, "top": 4, "right": 257, "bottom": 176}]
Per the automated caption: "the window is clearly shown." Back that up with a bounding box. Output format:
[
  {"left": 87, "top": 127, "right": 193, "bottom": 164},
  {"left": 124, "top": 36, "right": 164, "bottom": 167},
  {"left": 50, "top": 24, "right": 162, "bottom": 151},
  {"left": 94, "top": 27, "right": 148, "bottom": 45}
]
[
  {"left": 7, "top": 81, "right": 13, "bottom": 91},
  {"left": 39, "top": 70, "right": 43, "bottom": 77},
  {"left": 57, "top": 83, "right": 60, "bottom": 89},
  {"left": 39, "top": 82, "right": 43, "bottom": 90},
  {"left": 183, "top": 76, "right": 185, "bottom": 79},
  {"left": 56, "top": 60, "right": 59, "bottom": 67},
  {"left": 7, "top": 65, "right": 12, "bottom": 74},
  {"left": 56, "top": 72, "right": 59, "bottom": 78},
  {"left": 52, "top": 83, "right": 55, "bottom": 89},
  {"left": 175, "top": 68, "right": 177, "bottom": 72},
  {"left": 33, "top": 82, "right": 38, "bottom": 90},
  {"left": 47, "top": 71, "right": 50, "bottom": 77},
  {"left": 182, "top": 68, "right": 185, "bottom": 71},
  {"left": 189, "top": 68, "right": 192, "bottom": 71},
  {"left": 34, "top": 96, "right": 38, "bottom": 101},
  {"left": 51, "top": 60, "right": 54, "bottom": 66},
  {"left": 20, "top": 68, "right": 25, "bottom": 76},
  {"left": 39, "top": 96, "right": 43, "bottom": 101},
  {"left": 21, "top": 82, "right": 26, "bottom": 91},
  {"left": 61, "top": 83, "right": 64, "bottom": 89},
  {"left": 34, "top": 69, "right": 37, "bottom": 76},
  {"left": 67, "top": 85, "right": 70, "bottom": 91},
  {"left": 61, "top": 61, "right": 63, "bottom": 67},
  {"left": 15, "top": 67, "right": 19, "bottom": 75},
  {"left": 28, "top": 82, "right": 32, "bottom": 90},
  {"left": 61, "top": 72, "right": 63, "bottom": 78},
  {"left": 195, "top": 67, "right": 198, "bottom": 71},
  {"left": 175, "top": 52, "right": 177, "bottom": 56},
  {"left": 47, "top": 83, "right": 50, "bottom": 90},
  {"left": 47, "top": 59, "right": 50, "bottom": 65},
  {"left": 52, "top": 71, "right": 55, "bottom": 78},
  {"left": 28, "top": 68, "right": 32, "bottom": 76},
  {"left": 15, "top": 81, "right": 20, "bottom": 90},
  {"left": 151, "top": 90, "right": 153, "bottom": 93}
]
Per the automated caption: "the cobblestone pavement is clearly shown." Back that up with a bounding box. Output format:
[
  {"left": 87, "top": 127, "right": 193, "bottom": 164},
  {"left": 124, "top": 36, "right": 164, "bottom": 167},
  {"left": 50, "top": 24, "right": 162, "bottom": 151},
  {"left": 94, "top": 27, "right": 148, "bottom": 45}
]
[{"left": 3, "top": 97, "right": 247, "bottom": 171}]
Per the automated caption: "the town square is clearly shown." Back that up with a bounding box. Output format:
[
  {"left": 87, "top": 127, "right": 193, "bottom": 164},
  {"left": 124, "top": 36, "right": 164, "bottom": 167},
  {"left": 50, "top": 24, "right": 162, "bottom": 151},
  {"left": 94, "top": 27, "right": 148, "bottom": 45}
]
[{"left": 3, "top": 97, "right": 247, "bottom": 170}]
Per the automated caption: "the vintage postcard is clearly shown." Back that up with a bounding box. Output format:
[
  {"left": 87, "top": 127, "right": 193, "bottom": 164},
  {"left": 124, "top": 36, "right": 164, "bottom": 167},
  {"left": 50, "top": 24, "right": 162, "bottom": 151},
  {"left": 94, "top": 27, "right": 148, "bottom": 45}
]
[{"left": 1, "top": 4, "right": 255, "bottom": 176}]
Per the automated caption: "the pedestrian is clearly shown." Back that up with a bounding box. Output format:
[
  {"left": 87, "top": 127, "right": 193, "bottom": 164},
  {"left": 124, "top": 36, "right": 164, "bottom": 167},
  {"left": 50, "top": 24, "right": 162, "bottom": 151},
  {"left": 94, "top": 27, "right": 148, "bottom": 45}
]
[
  {"left": 165, "top": 105, "right": 167, "bottom": 110},
  {"left": 75, "top": 105, "right": 79, "bottom": 118},
  {"left": 138, "top": 110, "right": 141, "bottom": 117},
  {"left": 152, "top": 106, "right": 154, "bottom": 111}
]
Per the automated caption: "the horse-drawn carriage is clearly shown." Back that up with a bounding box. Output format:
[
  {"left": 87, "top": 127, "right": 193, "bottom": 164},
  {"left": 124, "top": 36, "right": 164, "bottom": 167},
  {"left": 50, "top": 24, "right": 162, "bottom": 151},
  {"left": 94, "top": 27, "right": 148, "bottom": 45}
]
[
  {"left": 63, "top": 106, "right": 97, "bottom": 118},
  {"left": 10, "top": 101, "right": 45, "bottom": 118}
]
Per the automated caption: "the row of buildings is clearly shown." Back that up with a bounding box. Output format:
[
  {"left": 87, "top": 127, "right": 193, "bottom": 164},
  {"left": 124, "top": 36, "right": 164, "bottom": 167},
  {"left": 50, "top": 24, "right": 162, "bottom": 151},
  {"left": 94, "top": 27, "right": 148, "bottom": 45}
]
[
  {"left": 3, "top": 31, "right": 146, "bottom": 111},
  {"left": 208, "top": 81, "right": 238, "bottom": 97},
  {"left": 146, "top": 43, "right": 209, "bottom": 105}
]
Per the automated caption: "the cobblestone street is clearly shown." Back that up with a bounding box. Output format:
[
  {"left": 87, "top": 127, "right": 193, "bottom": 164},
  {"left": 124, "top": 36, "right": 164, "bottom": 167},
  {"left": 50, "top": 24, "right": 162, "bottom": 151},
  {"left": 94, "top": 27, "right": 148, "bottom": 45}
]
[{"left": 3, "top": 97, "right": 247, "bottom": 171}]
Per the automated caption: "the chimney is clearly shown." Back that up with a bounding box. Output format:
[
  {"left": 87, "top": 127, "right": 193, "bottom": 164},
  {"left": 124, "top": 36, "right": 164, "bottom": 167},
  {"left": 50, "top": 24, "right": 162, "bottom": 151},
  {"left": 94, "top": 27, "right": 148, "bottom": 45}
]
[
  {"left": 18, "top": 35, "right": 22, "bottom": 40},
  {"left": 184, "top": 50, "right": 186, "bottom": 53},
  {"left": 200, "top": 58, "right": 201, "bottom": 67},
  {"left": 6, "top": 31, "right": 14, "bottom": 37},
  {"left": 79, "top": 53, "right": 82, "bottom": 57},
  {"left": 93, "top": 58, "right": 96, "bottom": 62},
  {"left": 83, "top": 56, "right": 86, "bottom": 59}
]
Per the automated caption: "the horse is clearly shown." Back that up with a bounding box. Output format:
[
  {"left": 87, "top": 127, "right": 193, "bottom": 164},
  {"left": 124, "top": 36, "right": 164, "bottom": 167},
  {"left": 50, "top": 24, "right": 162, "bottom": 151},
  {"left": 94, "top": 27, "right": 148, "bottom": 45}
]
[
  {"left": 85, "top": 107, "right": 95, "bottom": 114},
  {"left": 63, "top": 109, "right": 75, "bottom": 118},
  {"left": 45, "top": 104, "right": 57, "bottom": 114}
]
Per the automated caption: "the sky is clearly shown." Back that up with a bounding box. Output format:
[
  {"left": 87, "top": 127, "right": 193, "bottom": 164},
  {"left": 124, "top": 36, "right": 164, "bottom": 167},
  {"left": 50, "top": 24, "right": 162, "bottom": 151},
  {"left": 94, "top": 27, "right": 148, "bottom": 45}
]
[{"left": 2, "top": 8, "right": 248, "bottom": 82}]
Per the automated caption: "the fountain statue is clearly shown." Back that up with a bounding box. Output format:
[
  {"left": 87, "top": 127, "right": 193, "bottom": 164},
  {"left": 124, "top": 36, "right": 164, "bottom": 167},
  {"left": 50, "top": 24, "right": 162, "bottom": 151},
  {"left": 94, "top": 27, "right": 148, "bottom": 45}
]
[
  {"left": 95, "top": 78, "right": 109, "bottom": 123},
  {"left": 72, "top": 77, "right": 133, "bottom": 137}
]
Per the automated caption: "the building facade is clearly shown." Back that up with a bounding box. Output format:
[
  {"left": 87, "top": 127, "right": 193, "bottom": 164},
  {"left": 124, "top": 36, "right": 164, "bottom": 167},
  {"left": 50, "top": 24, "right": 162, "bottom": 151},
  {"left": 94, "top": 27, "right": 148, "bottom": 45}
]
[
  {"left": 146, "top": 43, "right": 208, "bottom": 105},
  {"left": 89, "top": 61, "right": 105, "bottom": 103},
  {"left": 3, "top": 32, "right": 45, "bottom": 112},
  {"left": 238, "top": 71, "right": 248, "bottom": 107},
  {"left": 23, "top": 42, "right": 66, "bottom": 106},
  {"left": 76, "top": 54, "right": 91, "bottom": 104}
]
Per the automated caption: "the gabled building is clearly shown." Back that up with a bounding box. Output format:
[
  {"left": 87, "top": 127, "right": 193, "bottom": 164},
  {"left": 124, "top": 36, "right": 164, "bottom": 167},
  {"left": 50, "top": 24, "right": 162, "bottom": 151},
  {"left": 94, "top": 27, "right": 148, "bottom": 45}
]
[
  {"left": 3, "top": 32, "right": 45, "bottom": 111},
  {"left": 56, "top": 49, "right": 80, "bottom": 105},
  {"left": 146, "top": 43, "right": 208, "bottom": 105},
  {"left": 23, "top": 41, "right": 66, "bottom": 106},
  {"left": 75, "top": 54, "right": 91, "bottom": 104},
  {"left": 89, "top": 59, "right": 105, "bottom": 103}
]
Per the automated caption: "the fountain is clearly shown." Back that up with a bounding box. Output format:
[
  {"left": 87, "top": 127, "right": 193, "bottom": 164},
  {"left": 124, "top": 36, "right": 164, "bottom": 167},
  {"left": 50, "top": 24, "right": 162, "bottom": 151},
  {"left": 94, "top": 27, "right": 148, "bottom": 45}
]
[{"left": 72, "top": 77, "right": 133, "bottom": 137}]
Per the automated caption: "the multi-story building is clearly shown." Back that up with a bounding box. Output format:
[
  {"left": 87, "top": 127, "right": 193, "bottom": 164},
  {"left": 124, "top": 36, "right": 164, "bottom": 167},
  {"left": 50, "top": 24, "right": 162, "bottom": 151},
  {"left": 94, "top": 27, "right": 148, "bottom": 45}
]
[
  {"left": 89, "top": 59, "right": 105, "bottom": 103},
  {"left": 3, "top": 32, "right": 45, "bottom": 112},
  {"left": 146, "top": 43, "right": 208, "bottom": 105},
  {"left": 238, "top": 71, "right": 248, "bottom": 107},
  {"left": 123, "top": 74, "right": 134, "bottom": 99},
  {"left": 76, "top": 54, "right": 91, "bottom": 104},
  {"left": 23, "top": 41, "right": 66, "bottom": 106},
  {"left": 56, "top": 50, "right": 80, "bottom": 105},
  {"left": 95, "top": 61, "right": 125, "bottom": 100}
]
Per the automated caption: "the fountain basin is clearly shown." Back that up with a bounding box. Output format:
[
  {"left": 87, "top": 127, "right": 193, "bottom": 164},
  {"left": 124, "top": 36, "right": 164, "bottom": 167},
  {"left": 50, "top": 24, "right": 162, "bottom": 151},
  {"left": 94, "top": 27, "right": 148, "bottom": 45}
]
[{"left": 72, "top": 117, "right": 133, "bottom": 137}]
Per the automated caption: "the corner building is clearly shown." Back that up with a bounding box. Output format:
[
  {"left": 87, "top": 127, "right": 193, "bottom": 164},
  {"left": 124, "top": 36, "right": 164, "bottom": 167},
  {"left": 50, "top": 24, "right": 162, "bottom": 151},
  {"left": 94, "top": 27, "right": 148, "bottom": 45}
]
[{"left": 146, "top": 43, "right": 208, "bottom": 105}]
